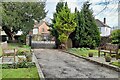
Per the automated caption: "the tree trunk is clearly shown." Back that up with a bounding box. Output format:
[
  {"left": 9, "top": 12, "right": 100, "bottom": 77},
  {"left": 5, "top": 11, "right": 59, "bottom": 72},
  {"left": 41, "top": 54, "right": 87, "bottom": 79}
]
[
  {"left": 2, "top": 26, "right": 15, "bottom": 40},
  {"left": 64, "top": 41, "right": 68, "bottom": 50},
  {"left": 55, "top": 38, "right": 61, "bottom": 49}
]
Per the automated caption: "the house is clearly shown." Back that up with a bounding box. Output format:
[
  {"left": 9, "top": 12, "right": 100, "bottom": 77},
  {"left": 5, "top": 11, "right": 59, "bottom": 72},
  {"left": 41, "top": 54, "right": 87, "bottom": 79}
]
[
  {"left": 111, "top": 26, "right": 120, "bottom": 31},
  {"left": 33, "top": 20, "right": 50, "bottom": 40},
  {"left": 96, "top": 18, "right": 111, "bottom": 37}
]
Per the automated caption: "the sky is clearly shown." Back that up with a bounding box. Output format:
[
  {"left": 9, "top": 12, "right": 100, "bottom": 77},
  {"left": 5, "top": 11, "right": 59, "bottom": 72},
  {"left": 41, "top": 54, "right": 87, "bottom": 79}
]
[{"left": 45, "top": 0, "right": 119, "bottom": 27}]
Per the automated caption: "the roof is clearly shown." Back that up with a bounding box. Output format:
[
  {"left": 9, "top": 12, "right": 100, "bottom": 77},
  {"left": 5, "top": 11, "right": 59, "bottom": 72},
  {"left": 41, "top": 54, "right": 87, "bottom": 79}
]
[
  {"left": 34, "top": 20, "right": 48, "bottom": 28},
  {"left": 95, "top": 19, "right": 111, "bottom": 28}
]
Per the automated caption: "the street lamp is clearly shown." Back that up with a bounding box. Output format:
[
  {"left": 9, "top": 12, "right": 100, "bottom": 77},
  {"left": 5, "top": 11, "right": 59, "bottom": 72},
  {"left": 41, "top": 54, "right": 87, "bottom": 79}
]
[{"left": 29, "top": 30, "right": 33, "bottom": 46}]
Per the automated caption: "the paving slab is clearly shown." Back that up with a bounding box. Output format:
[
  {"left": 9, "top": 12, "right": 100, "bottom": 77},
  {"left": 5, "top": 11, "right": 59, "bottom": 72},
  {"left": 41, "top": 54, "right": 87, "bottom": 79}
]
[
  {"left": 34, "top": 49, "right": 119, "bottom": 78},
  {"left": 88, "top": 57, "right": 118, "bottom": 67}
]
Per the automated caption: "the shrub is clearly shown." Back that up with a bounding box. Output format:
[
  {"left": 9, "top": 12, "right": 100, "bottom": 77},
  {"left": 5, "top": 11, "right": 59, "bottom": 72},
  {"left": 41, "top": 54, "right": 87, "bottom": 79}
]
[
  {"left": 18, "top": 35, "right": 26, "bottom": 44},
  {"left": 105, "top": 55, "right": 111, "bottom": 62},
  {"left": 88, "top": 52, "right": 93, "bottom": 57},
  {"left": 110, "top": 29, "right": 120, "bottom": 44},
  {"left": 17, "top": 49, "right": 29, "bottom": 55},
  {"left": 17, "top": 61, "right": 35, "bottom": 68},
  {"left": 2, "top": 63, "right": 18, "bottom": 69},
  {"left": 25, "top": 53, "right": 32, "bottom": 62}
]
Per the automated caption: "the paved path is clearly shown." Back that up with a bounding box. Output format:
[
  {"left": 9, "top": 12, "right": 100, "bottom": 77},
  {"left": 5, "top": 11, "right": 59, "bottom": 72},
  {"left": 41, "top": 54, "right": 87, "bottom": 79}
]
[{"left": 34, "top": 49, "right": 119, "bottom": 78}]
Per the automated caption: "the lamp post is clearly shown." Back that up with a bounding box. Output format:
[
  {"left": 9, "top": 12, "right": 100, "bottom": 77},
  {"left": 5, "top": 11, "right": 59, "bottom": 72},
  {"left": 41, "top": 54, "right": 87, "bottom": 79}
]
[{"left": 29, "top": 30, "right": 33, "bottom": 46}]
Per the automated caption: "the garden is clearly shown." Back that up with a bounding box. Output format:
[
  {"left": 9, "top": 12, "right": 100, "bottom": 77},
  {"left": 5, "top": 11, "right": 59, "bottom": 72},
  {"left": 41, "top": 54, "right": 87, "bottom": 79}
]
[{"left": 0, "top": 43, "right": 40, "bottom": 79}]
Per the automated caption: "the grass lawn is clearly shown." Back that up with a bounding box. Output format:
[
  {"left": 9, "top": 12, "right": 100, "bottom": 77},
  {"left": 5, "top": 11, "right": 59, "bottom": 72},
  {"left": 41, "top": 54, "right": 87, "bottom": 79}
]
[
  {"left": 68, "top": 48, "right": 98, "bottom": 57},
  {"left": 110, "top": 62, "right": 120, "bottom": 67},
  {"left": 2, "top": 67, "right": 39, "bottom": 79}
]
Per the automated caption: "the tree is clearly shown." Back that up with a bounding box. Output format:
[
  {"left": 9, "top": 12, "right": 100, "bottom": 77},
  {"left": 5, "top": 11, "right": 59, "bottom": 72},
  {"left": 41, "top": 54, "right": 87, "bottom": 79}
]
[
  {"left": 50, "top": 2, "right": 64, "bottom": 48},
  {"left": 74, "top": 1, "right": 100, "bottom": 48},
  {"left": 1, "top": 2, "right": 47, "bottom": 40},
  {"left": 52, "top": 2, "right": 76, "bottom": 49},
  {"left": 110, "top": 29, "right": 120, "bottom": 44}
]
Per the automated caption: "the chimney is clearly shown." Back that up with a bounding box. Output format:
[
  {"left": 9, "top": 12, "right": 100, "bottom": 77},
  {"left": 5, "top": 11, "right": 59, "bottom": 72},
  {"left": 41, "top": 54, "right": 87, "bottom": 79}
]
[{"left": 104, "top": 18, "right": 106, "bottom": 24}]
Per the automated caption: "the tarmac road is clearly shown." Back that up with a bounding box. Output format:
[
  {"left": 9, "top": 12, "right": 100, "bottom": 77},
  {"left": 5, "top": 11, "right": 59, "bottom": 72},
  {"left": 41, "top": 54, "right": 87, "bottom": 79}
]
[{"left": 34, "top": 49, "right": 119, "bottom": 79}]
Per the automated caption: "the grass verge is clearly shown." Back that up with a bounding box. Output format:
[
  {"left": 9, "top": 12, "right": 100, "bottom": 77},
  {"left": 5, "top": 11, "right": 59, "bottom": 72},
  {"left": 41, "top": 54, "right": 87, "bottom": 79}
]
[
  {"left": 2, "top": 67, "right": 39, "bottom": 79},
  {"left": 1, "top": 62, "right": 39, "bottom": 79},
  {"left": 110, "top": 62, "right": 120, "bottom": 67}
]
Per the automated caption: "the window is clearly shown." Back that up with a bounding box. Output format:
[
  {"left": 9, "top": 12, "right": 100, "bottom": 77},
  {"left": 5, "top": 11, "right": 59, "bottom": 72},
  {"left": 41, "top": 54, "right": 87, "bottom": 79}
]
[
  {"left": 42, "top": 28, "right": 44, "bottom": 32},
  {"left": 99, "top": 27, "right": 101, "bottom": 32}
]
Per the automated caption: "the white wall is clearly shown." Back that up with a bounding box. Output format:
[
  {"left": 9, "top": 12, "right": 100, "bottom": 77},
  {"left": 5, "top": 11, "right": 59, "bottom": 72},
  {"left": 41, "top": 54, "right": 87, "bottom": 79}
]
[
  {"left": 100, "top": 27, "right": 111, "bottom": 36},
  {"left": 33, "top": 28, "right": 38, "bottom": 35}
]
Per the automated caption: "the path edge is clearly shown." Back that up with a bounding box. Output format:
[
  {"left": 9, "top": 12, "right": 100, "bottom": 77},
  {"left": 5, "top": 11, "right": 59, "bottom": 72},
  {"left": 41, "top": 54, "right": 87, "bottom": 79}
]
[{"left": 32, "top": 51, "right": 45, "bottom": 80}]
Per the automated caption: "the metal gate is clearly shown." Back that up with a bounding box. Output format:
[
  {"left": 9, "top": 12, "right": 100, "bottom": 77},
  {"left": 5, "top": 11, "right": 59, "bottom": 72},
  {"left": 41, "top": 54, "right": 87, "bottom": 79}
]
[
  {"left": 31, "top": 41, "right": 55, "bottom": 49},
  {"left": 30, "top": 34, "right": 55, "bottom": 49}
]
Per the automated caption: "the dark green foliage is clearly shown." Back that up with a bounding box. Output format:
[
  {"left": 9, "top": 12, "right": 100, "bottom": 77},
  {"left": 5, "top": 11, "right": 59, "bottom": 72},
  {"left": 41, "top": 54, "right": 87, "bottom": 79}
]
[
  {"left": 73, "top": 1, "right": 100, "bottom": 48},
  {"left": 2, "top": 63, "right": 17, "bottom": 69},
  {"left": 18, "top": 34, "right": 26, "bottom": 44},
  {"left": 110, "top": 29, "right": 120, "bottom": 44},
  {"left": 1, "top": 2, "right": 47, "bottom": 40},
  {"left": 17, "top": 61, "right": 35, "bottom": 68},
  {"left": 2, "top": 62, "right": 36, "bottom": 69}
]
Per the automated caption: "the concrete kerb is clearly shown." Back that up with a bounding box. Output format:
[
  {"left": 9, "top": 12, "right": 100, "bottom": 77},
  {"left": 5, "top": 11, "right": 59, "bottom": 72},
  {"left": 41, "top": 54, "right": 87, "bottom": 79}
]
[
  {"left": 32, "top": 51, "right": 45, "bottom": 80},
  {"left": 60, "top": 50, "right": 120, "bottom": 72}
]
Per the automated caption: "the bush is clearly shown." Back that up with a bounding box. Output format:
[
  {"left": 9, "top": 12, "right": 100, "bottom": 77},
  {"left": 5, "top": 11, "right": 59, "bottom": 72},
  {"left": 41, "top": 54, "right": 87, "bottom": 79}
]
[
  {"left": 2, "top": 63, "right": 18, "bottom": 69},
  {"left": 17, "top": 49, "right": 30, "bottom": 55},
  {"left": 110, "top": 29, "right": 120, "bottom": 44},
  {"left": 18, "top": 35, "right": 26, "bottom": 44},
  {"left": 2, "top": 62, "right": 36, "bottom": 69},
  {"left": 88, "top": 52, "right": 93, "bottom": 57},
  {"left": 105, "top": 55, "right": 111, "bottom": 62},
  {"left": 25, "top": 53, "right": 32, "bottom": 62},
  {"left": 17, "top": 61, "right": 35, "bottom": 68}
]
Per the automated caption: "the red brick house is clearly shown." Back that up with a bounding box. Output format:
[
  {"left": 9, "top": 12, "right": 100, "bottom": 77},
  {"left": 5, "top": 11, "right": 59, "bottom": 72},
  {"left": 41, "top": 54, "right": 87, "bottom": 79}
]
[{"left": 33, "top": 20, "right": 50, "bottom": 40}]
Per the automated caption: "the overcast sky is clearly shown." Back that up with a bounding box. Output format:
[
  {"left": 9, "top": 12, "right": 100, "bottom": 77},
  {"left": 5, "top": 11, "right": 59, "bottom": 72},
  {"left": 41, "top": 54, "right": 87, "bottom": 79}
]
[{"left": 45, "top": 0, "right": 118, "bottom": 27}]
